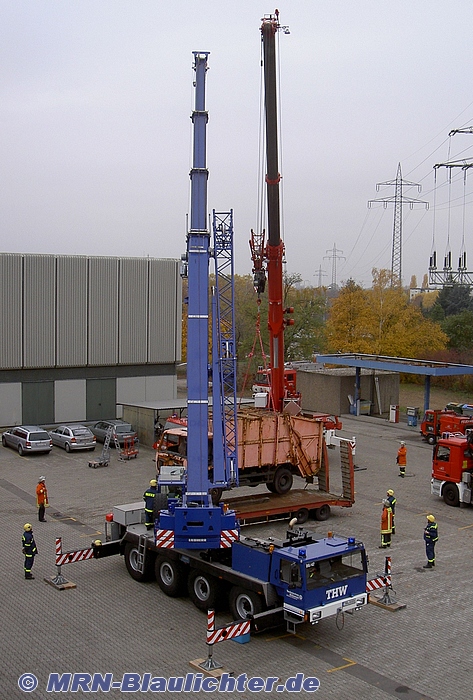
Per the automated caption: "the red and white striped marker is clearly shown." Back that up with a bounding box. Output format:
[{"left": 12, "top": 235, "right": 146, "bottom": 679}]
[
  {"left": 206, "top": 609, "right": 251, "bottom": 646},
  {"left": 220, "top": 529, "right": 239, "bottom": 548},
  {"left": 155, "top": 529, "right": 175, "bottom": 548},
  {"left": 366, "top": 556, "right": 392, "bottom": 592},
  {"left": 55, "top": 537, "right": 95, "bottom": 566}
]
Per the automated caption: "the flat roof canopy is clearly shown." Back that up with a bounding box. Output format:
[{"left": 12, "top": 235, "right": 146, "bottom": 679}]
[
  {"left": 314, "top": 353, "right": 473, "bottom": 413},
  {"left": 315, "top": 353, "right": 473, "bottom": 377}
]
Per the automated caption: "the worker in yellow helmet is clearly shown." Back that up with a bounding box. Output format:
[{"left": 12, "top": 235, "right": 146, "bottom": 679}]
[
  {"left": 143, "top": 479, "right": 158, "bottom": 530},
  {"left": 386, "top": 489, "right": 396, "bottom": 535},
  {"left": 22, "top": 523, "right": 38, "bottom": 579},
  {"left": 379, "top": 499, "right": 393, "bottom": 549},
  {"left": 423, "top": 514, "right": 438, "bottom": 569}
]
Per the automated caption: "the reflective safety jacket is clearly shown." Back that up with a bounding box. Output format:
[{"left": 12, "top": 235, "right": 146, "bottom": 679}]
[
  {"left": 381, "top": 505, "right": 393, "bottom": 534},
  {"left": 22, "top": 531, "right": 38, "bottom": 556},
  {"left": 143, "top": 486, "right": 157, "bottom": 512},
  {"left": 424, "top": 522, "right": 438, "bottom": 543},
  {"left": 386, "top": 495, "right": 396, "bottom": 513}
]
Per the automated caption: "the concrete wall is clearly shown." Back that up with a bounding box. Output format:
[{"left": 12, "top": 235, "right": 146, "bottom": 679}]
[{"left": 297, "top": 368, "right": 399, "bottom": 416}]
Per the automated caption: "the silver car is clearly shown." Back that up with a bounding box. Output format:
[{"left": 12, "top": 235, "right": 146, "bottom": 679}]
[
  {"left": 91, "top": 420, "right": 137, "bottom": 446},
  {"left": 2, "top": 425, "right": 52, "bottom": 455},
  {"left": 49, "top": 425, "right": 96, "bottom": 452}
]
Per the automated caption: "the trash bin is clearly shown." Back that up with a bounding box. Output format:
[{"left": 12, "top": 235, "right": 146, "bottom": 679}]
[
  {"left": 406, "top": 407, "right": 419, "bottom": 427},
  {"left": 389, "top": 405, "right": 399, "bottom": 423}
]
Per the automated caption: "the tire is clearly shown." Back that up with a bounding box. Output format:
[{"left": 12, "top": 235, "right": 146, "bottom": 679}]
[
  {"left": 18, "top": 444, "right": 24, "bottom": 456},
  {"left": 187, "top": 569, "right": 223, "bottom": 611},
  {"left": 295, "top": 507, "right": 309, "bottom": 525},
  {"left": 65, "top": 443, "right": 71, "bottom": 453},
  {"left": 2, "top": 436, "right": 6, "bottom": 447},
  {"left": 314, "top": 504, "right": 331, "bottom": 521},
  {"left": 427, "top": 435, "right": 436, "bottom": 445},
  {"left": 124, "top": 542, "right": 154, "bottom": 582},
  {"left": 266, "top": 482, "right": 276, "bottom": 493},
  {"left": 153, "top": 492, "right": 169, "bottom": 521},
  {"left": 210, "top": 488, "right": 223, "bottom": 505},
  {"left": 155, "top": 556, "right": 187, "bottom": 597},
  {"left": 443, "top": 483, "right": 460, "bottom": 507},
  {"left": 229, "top": 586, "right": 263, "bottom": 620},
  {"left": 272, "top": 466, "right": 293, "bottom": 495}
]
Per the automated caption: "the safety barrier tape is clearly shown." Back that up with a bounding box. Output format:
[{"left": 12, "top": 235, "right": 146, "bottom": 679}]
[
  {"left": 206, "top": 609, "right": 251, "bottom": 646},
  {"left": 55, "top": 537, "right": 95, "bottom": 566},
  {"left": 366, "top": 556, "right": 392, "bottom": 592}
]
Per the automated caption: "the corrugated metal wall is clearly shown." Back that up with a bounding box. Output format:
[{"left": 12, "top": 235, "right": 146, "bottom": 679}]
[
  {"left": 0, "top": 253, "right": 181, "bottom": 369},
  {"left": 23, "top": 255, "right": 56, "bottom": 368},
  {"left": 56, "top": 256, "right": 88, "bottom": 366},
  {"left": 0, "top": 254, "right": 22, "bottom": 368},
  {"left": 119, "top": 258, "right": 148, "bottom": 364},
  {"left": 88, "top": 257, "right": 119, "bottom": 366},
  {"left": 148, "top": 258, "right": 182, "bottom": 363}
]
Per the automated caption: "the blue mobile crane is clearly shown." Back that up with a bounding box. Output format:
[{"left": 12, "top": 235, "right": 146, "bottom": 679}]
[{"left": 97, "top": 25, "right": 368, "bottom": 633}]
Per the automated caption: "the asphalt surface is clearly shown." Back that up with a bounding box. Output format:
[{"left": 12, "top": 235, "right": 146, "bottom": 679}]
[{"left": 1, "top": 415, "right": 471, "bottom": 699}]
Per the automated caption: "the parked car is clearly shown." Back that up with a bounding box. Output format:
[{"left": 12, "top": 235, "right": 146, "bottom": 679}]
[
  {"left": 49, "top": 425, "right": 96, "bottom": 452},
  {"left": 2, "top": 425, "right": 52, "bottom": 455},
  {"left": 91, "top": 420, "right": 137, "bottom": 446}
]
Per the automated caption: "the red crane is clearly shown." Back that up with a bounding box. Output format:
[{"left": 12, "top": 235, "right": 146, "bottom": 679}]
[{"left": 250, "top": 11, "right": 295, "bottom": 413}]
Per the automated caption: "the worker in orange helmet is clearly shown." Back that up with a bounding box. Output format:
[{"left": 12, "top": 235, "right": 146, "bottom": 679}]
[
  {"left": 397, "top": 441, "right": 407, "bottom": 478},
  {"left": 36, "top": 476, "right": 49, "bottom": 522},
  {"left": 379, "top": 499, "right": 393, "bottom": 548}
]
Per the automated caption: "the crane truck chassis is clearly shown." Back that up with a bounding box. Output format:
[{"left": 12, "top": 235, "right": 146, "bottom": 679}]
[{"left": 95, "top": 505, "right": 368, "bottom": 634}]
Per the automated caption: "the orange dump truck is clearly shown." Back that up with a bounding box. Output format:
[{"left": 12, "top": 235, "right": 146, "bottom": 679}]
[{"left": 156, "top": 408, "right": 329, "bottom": 495}]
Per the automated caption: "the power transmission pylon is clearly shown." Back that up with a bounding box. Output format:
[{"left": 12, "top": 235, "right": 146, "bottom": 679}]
[
  {"left": 368, "top": 163, "right": 428, "bottom": 284},
  {"left": 324, "top": 243, "right": 345, "bottom": 290},
  {"left": 314, "top": 264, "right": 327, "bottom": 288}
]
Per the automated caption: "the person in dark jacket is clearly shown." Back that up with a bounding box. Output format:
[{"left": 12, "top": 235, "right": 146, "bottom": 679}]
[
  {"left": 143, "top": 479, "right": 157, "bottom": 530},
  {"left": 386, "top": 489, "right": 396, "bottom": 535},
  {"left": 22, "top": 523, "right": 38, "bottom": 579},
  {"left": 423, "top": 514, "right": 439, "bottom": 568}
]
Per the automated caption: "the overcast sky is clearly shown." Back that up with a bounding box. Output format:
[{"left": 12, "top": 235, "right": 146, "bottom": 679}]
[{"left": 2, "top": 1, "right": 473, "bottom": 288}]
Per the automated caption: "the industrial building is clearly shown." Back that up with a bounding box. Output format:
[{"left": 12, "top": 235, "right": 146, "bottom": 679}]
[{"left": 0, "top": 253, "right": 181, "bottom": 427}]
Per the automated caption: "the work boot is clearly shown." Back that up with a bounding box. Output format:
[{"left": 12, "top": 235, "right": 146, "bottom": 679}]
[
  {"left": 423, "top": 563, "right": 433, "bottom": 569},
  {"left": 25, "top": 574, "right": 35, "bottom": 579},
  {"left": 432, "top": 561, "right": 435, "bottom": 567}
]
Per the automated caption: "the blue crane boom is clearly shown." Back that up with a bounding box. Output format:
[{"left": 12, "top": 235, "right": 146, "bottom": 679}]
[{"left": 156, "top": 52, "right": 239, "bottom": 549}]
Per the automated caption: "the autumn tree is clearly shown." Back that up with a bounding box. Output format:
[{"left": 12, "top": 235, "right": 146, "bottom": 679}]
[
  {"left": 325, "top": 269, "right": 448, "bottom": 358},
  {"left": 324, "top": 279, "right": 372, "bottom": 353}
]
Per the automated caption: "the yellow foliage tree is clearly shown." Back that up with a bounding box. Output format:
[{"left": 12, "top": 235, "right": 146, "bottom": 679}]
[{"left": 325, "top": 269, "right": 448, "bottom": 357}]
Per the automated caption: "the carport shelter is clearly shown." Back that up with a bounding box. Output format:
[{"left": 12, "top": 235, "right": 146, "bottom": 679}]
[{"left": 314, "top": 353, "right": 473, "bottom": 415}]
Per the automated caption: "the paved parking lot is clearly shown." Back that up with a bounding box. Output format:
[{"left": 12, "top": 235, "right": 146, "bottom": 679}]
[{"left": 1, "top": 414, "right": 471, "bottom": 699}]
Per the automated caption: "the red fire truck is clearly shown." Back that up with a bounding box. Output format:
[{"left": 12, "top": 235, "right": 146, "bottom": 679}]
[
  {"left": 420, "top": 409, "right": 473, "bottom": 445},
  {"left": 431, "top": 432, "right": 473, "bottom": 507}
]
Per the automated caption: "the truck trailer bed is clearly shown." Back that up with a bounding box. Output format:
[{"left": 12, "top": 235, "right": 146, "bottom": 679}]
[{"left": 224, "top": 488, "right": 352, "bottom": 525}]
